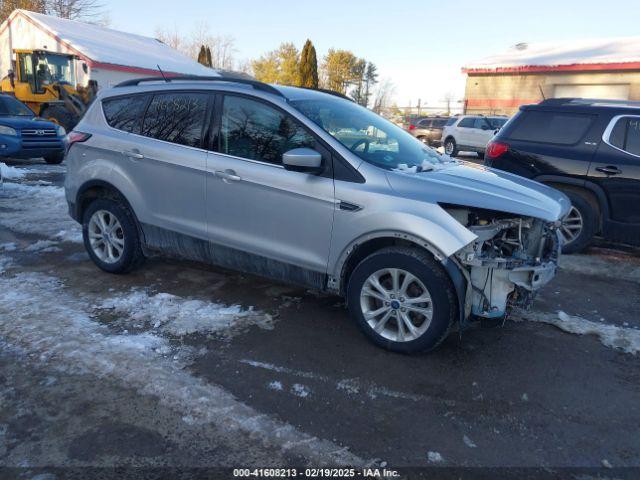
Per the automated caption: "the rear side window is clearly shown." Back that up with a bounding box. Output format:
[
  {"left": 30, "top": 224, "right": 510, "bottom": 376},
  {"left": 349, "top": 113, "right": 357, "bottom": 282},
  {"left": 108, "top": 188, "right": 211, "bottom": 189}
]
[
  {"left": 507, "top": 111, "right": 594, "bottom": 145},
  {"left": 433, "top": 119, "right": 447, "bottom": 127},
  {"left": 219, "top": 95, "right": 316, "bottom": 165},
  {"left": 418, "top": 119, "right": 431, "bottom": 127},
  {"left": 141, "top": 92, "right": 209, "bottom": 148},
  {"left": 103, "top": 94, "right": 150, "bottom": 134},
  {"left": 608, "top": 116, "right": 640, "bottom": 156},
  {"left": 458, "top": 117, "right": 476, "bottom": 128}
]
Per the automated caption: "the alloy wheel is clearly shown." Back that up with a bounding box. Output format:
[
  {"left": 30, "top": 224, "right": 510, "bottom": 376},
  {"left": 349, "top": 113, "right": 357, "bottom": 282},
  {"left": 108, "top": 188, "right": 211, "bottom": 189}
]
[
  {"left": 559, "top": 206, "right": 583, "bottom": 246},
  {"left": 88, "top": 209, "right": 125, "bottom": 264},
  {"left": 445, "top": 141, "right": 454, "bottom": 155},
  {"left": 360, "top": 268, "right": 433, "bottom": 342}
]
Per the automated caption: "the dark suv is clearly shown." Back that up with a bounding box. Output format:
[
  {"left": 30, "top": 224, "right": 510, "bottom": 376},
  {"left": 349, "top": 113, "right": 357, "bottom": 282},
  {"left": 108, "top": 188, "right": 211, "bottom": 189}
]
[{"left": 485, "top": 98, "right": 640, "bottom": 252}]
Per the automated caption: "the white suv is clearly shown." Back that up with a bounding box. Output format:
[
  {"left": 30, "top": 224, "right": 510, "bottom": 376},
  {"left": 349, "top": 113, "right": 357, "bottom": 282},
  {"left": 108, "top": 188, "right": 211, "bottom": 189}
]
[{"left": 441, "top": 115, "right": 508, "bottom": 156}]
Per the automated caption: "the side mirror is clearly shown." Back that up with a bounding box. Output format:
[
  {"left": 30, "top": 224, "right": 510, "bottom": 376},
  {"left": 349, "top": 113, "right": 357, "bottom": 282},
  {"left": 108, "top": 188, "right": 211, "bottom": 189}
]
[
  {"left": 7, "top": 70, "right": 15, "bottom": 88},
  {"left": 282, "top": 148, "right": 322, "bottom": 173}
]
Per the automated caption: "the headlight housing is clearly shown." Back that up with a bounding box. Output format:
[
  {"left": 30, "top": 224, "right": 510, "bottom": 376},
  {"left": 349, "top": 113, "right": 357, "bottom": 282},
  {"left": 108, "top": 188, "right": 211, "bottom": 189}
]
[
  {"left": 0, "top": 125, "right": 17, "bottom": 136},
  {"left": 56, "top": 125, "right": 66, "bottom": 136}
]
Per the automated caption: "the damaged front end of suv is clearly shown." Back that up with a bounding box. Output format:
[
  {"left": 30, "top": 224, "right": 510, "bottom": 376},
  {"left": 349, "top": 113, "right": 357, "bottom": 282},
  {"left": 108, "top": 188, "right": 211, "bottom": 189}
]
[{"left": 445, "top": 206, "right": 562, "bottom": 321}]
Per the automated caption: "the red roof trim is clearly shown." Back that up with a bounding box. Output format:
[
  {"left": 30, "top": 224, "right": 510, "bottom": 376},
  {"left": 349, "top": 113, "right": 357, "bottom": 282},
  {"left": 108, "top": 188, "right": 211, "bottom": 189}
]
[{"left": 463, "top": 62, "right": 640, "bottom": 74}]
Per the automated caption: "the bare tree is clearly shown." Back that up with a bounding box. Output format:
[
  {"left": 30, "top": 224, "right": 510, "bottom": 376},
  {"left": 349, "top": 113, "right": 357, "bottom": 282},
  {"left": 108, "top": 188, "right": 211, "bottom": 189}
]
[
  {"left": 372, "top": 78, "right": 395, "bottom": 114},
  {"left": 46, "top": 0, "right": 107, "bottom": 23},
  {"left": 155, "top": 22, "right": 238, "bottom": 71}
]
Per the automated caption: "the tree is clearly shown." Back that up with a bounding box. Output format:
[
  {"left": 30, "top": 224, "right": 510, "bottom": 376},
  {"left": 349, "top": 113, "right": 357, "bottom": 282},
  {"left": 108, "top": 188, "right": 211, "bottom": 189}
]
[
  {"left": 299, "top": 39, "right": 318, "bottom": 89},
  {"left": 252, "top": 42, "right": 300, "bottom": 86},
  {"left": 206, "top": 46, "right": 212, "bottom": 69},
  {"left": 349, "top": 58, "right": 366, "bottom": 105},
  {"left": 363, "top": 62, "right": 378, "bottom": 108},
  {"left": 197, "top": 45, "right": 209, "bottom": 67},
  {"left": 373, "top": 78, "right": 395, "bottom": 114},
  {"left": 251, "top": 50, "right": 280, "bottom": 83},
  {"left": 46, "top": 0, "right": 106, "bottom": 22},
  {"left": 321, "top": 49, "right": 358, "bottom": 94},
  {"left": 1, "top": 0, "right": 46, "bottom": 24}
]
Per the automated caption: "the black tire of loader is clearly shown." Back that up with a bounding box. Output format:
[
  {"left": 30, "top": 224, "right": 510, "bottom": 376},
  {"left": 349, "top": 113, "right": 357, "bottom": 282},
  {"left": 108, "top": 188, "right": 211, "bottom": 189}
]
[{"left": 40, "top": 104, "right": 79, "bottom": 131}]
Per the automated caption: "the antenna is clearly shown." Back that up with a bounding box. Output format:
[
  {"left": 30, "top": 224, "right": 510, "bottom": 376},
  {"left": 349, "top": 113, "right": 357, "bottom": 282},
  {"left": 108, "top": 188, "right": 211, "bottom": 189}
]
[{"left": 157, "top": 64, "right": 169, "bottom": 83}]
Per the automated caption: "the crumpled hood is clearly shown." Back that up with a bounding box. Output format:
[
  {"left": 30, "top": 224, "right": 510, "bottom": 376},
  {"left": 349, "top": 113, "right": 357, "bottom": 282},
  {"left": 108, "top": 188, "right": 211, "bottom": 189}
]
[
  {"left": 386, "top": 161, "right": 571, "bottom": 222},
  {"left": 0, "top": 116, "right": 57, "bottom": 130}
]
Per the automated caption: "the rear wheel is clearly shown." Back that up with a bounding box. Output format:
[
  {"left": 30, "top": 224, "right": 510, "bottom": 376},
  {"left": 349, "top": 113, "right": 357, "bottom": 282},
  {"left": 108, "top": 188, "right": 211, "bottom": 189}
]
[
  {"left": 346, "top": 246, "right": 457, "bottom": 353},
  {"left": 82, "top": 198, "right": 145, "bottom": 273},
  {"left": 444, "top": 137, "right": 458, "bottom": 156},
  {"left": 559, "top": 190, "right": 597, "bottom": 254},
  {"left": 39, "top": 104, "right": 78, "bottom": 131}
]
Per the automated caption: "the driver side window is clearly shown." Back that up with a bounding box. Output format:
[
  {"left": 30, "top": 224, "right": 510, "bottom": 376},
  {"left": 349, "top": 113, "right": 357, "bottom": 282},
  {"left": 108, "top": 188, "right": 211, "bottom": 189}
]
[{"left": 219, "top": 95, "right": 316, "bottom": 165}]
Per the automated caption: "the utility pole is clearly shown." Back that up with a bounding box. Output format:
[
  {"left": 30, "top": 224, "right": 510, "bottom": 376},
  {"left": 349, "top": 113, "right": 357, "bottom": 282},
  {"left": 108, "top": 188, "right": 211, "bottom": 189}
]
[{"left": 417, "top": 98, "right": 422, "bottom": 117}]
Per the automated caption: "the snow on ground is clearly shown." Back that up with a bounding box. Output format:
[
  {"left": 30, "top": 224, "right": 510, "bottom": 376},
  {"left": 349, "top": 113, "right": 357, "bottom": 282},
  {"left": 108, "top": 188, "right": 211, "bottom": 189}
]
[
  {"left": 96, "top": 289, "right": 273, "bottom": 337},
  {"left": 1, "top": 162, "right": 31, "bottom": 180},
  {"left": 517, "top": 310, "right": 640, "bottom": 355},
  {"left": 0, "top": 270, "right": 365, "bottom": 466},
  {"left": 427, "top": 451, "right": 444, "bottom": 463},
  {"left": 0, "top": 255, "right": 12, "bottom": 273},
  {"left": 0, "top": 181, "right": 81, "bottom": 244},
  {"left": 560, "top": 254, "right": 640, "bottom": 285}
]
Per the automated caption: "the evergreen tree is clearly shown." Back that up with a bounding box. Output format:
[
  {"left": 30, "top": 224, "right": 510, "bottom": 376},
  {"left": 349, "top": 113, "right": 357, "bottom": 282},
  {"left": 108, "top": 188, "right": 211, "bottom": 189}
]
[
  {"left": 197, "top": 45, "right": 208, "bottom": 66},
  {"left": 206, "top": 46, "right": 213, "bottom": 68},
  {"left": 363, "top": 62, "right": 378, "bottom": 108},
  {"left": 299, "top": 39, "right": 318, "bottom": 89}
]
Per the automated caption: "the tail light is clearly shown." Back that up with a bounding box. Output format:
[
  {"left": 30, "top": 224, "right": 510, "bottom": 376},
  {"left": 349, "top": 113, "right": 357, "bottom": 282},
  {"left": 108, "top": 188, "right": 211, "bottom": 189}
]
[
  {"left": 408, "top": 124, "right": 416, "bottom": 131},
  {"left": 485, "top": 141, "right": 509, "bottom": 159},
  {"left": 65, "top": 131, "right": 91, "bottom": 153}
]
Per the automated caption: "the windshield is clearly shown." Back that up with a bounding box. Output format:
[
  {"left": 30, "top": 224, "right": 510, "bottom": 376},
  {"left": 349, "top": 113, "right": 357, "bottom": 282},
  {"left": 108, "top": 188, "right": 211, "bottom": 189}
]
[
  {"left": 290, "top": 96, "right": 450, "bottom": 171},
  {"left": 0, "top": 96, "right": 34, "bottom": 116},
  {"left": 32, "top": 53, "right": 76, "bottom": 91}
]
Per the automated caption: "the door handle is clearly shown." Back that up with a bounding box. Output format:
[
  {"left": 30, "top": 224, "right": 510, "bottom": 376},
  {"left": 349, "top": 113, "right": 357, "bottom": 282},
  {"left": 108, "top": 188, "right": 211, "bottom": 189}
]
[
  {"left": 123, "top": 150, "right": 144, "bottom": 160},
  {"left": 215, "top": 170, "right": 241, "bottom": 182},
  {"left": 595, "top": 166, "right": 622, "bottom": 175}
]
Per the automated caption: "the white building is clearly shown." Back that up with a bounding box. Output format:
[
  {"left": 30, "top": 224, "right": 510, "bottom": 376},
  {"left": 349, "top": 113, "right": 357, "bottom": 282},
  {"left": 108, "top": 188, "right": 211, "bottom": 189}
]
[{"left": 0, "top": 9, "right": 214, "bottom": 89}]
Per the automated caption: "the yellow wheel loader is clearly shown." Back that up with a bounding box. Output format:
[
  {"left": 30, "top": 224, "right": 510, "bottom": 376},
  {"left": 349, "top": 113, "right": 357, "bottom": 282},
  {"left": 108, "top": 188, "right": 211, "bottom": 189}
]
[{"left": 1, "top": 50, "right": 96, "bottom": 130}]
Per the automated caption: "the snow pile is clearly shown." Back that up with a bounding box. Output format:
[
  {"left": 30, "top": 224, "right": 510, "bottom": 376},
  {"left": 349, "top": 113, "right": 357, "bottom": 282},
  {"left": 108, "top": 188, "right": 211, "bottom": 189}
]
[
  {"left": 427, "top": 451, "right": 444, "bottom": 463},
  {"left": 1, "top": 163, "right": 30, "bottom": 180},
  {"left": 0, "top": 182, "right": 81, "bottom": 243},
  {"left": 520, "top": 310, "right": 640, "bottom": 355},
  {"left": 20, "top": 10, "right": 214, "bottom": 77},
  {"left": 24, "top": 240, "right": 62, "bottom": 253},
  {"left": 96, "top": 290, "right": 273, "bottom": 337},
  {"left": 465, "top": 36, "right": 640, "bottom": 71},
  {"left": 0, "top": 255, "right": 12, "bottom": 274},
  {"left": 0, "top": 243, "right": 17, "bottom": 252},
  {"left": 0, "top": 271, "right": 364, "bottom": 466}
]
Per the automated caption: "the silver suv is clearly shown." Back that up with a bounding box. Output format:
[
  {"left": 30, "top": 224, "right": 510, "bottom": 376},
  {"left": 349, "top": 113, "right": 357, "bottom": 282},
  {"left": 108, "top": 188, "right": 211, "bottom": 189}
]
[{"left": 64, "top": 77, "right": 570, "bottom": 353}]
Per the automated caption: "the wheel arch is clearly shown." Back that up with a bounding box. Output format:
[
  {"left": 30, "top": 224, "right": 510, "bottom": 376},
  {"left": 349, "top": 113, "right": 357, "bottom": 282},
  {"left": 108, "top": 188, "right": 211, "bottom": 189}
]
[
  {"left": 534, "top": 174, "right": 609, "bottom": 229},
  {"left": 75, "top": 180, "right": 141, "bottom": 227}
]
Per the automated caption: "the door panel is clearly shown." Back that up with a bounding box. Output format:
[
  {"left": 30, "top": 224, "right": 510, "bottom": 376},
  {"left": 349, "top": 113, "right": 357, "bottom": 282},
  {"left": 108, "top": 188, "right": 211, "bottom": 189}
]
[
  {"left": 121, "top": 91, "right": 210, "bottom": 240},
  {"left": 592, "top": 116, "right": 640, "bottom": 228},
  {"left": 206, "top": 94, "right": 335, "bottom": 274}
]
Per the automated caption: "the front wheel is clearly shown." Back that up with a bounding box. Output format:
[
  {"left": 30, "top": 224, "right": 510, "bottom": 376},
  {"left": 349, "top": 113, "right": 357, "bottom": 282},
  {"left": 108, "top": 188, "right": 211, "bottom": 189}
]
[
  {"left": 346, "top": 246, "right": 457, "bottom": 353},
  {"left": 82, "top": 198, "right": 145, "bottom": 273}
]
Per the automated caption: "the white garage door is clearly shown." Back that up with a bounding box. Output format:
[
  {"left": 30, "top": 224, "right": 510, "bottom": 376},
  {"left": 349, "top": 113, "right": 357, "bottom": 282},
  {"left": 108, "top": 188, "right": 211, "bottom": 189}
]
[{"left": 554, "top": 84, "right": 630, "bottom": 100}]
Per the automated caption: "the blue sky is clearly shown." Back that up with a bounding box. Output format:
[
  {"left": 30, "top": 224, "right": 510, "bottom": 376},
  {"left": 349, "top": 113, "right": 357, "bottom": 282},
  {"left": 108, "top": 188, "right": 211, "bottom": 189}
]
[{"left": 107, "top": 0, "right": 640, "bottom": 106}]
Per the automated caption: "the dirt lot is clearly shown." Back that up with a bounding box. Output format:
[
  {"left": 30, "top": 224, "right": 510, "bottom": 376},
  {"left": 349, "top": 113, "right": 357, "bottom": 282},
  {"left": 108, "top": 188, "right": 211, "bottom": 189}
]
[{"left": 1, "top": 159, "right": 639, "bottom": 478}]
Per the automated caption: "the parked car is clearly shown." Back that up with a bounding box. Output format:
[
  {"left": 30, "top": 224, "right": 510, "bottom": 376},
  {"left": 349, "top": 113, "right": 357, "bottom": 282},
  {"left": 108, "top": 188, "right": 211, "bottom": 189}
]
[
  {"left": 441, "top": 115, "right": 508, "bottom": 156},
  {"left": 485, "top": 98, "right": 640, "bottom": 253},
  {"left": 64, "top": 77, "right": 569, "bottom": 353},
  {"left": 408, "top": 116, "right": 450, "bottom": 147},
  {"left": 0, "top": 93, "right": 66, "bottom": 164}
]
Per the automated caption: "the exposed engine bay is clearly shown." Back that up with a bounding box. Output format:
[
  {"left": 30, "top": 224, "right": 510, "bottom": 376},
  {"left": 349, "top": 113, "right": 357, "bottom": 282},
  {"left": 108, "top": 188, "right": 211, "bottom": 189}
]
[{"left": 446, "top": 206, "right": 562, "bottom": 320}]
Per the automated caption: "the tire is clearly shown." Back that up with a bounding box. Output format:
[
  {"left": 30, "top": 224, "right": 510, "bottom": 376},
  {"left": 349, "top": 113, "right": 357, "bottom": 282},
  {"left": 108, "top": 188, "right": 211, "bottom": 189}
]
[
  {"left": 444, "top": 137, "right": 458, "bottom": 156},
  {"left": 346, "top": 246, "right": 457, "bottom": 354},
  {"left": 417, "top": 136, "right": 429, "bottom": 145},
  {"left": 39, "top": 105, "right": 79, "bottom": 131},
  {"left": 82, "top": 198, "right": 145, "bottom": 274},
  {"left": 44, "top": 152, "right": 64, "bottom": 164},
  {"left": 559, "top": 190, "right": 597, "bottom": 254}
]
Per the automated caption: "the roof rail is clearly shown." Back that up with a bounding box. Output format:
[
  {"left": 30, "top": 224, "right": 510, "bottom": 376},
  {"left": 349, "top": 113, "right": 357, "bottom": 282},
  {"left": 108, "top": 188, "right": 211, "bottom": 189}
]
[
  {"left": 539, "top": 97, "right": 640, "bottom": 108},
  {"left": 305, "top": 87, "right": 354, "bottom": 102},
  {"left": 115, "top": 76, "right": 286, "bottom": 98}
]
